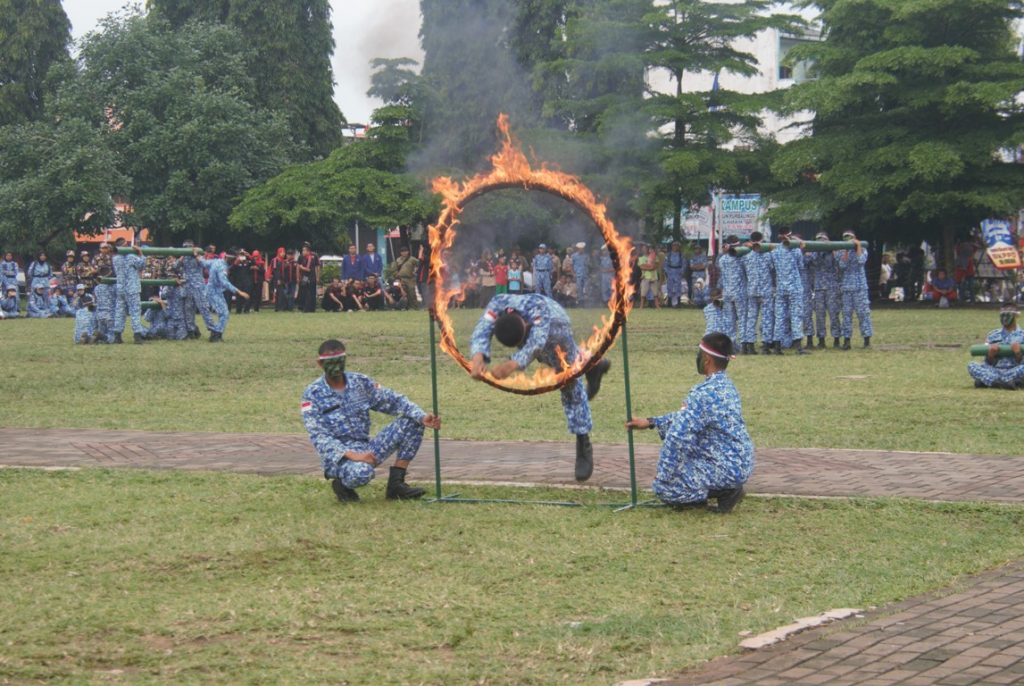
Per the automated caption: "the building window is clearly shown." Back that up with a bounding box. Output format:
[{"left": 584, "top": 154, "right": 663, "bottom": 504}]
[{"left": 779, "top": 65, "right": 793, "bottom": 80}]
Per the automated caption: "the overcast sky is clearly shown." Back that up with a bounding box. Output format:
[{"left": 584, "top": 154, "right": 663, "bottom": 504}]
[{"left": 64, "top": 0, "right": 424, "bottom": 124}]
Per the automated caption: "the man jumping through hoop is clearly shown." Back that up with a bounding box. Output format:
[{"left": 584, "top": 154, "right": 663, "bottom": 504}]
[{"left": 469, "top": 293, "right": 611, "bottom": 482}]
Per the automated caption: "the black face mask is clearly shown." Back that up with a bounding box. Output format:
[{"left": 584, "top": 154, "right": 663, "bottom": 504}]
[
  {"left": 322, "top": 356, "right": 346, "bottom": 379},
  {"left": 1001, "top": 313, "right": 1016, "bottom": 327},
  {"left": 695, "top": 350, "right": 705, "bottom": 375}
]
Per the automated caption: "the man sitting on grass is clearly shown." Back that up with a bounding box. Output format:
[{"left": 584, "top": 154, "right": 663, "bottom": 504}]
[
  {"left": 627, "top": 332, "right": 754, "bottom": 513},
  {"left": 301, "top": 339, "right": 441, "bottom": 502},
  {"left": 968, "top": 304, "right": 1024, "bottom": 390}
]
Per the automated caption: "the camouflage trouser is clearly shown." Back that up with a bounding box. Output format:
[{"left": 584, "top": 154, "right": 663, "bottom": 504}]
[
  {"left": 652, "top": 452, "right": 752, "bottom": 505},
  {"left": 813, "top": 288, "right": 841, "bottom": 339},
  {"left": 967, "top": 362, "right": 1024, "bottom": 388},
  {"left": 182, "top": 282, "right": 212, "bottom": 333},
  {"left": 774, "top": 291, "right": 804, "bottom": 344},
  {"left": 841, "top": 289, "right": 873, "bottom": 338},
  {"left": 205, "top": 286, "right": 230, "bottom": 334},
  {"left": 94, "top": 284, "right": 115, "bottom": 341},
  {"left": 743, "top": 296, "right": 774, "bottom": 344},
  {"left": 114, "top": 288, "right": 143, "bottom": 335},
  {"left": 323, "top": 417, "right": 425, "bottom": 489}
]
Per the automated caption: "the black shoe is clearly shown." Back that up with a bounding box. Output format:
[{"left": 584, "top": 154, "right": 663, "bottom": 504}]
[
  {"left": 209, "top": 331, "right": 222, "bottom": 342},
  {"left": 585, "top": 358, "right": 611, "bottom": 400},
  {"left": 331, "top": 478, "right": 360, "bottom": 502},
  {"left": 189, "top": 330, "right": 201, "bottom": 339},
  {"left": 113, "top": 333, "right": 123, "bottom": 344},
  {"left": 575, "top": 434, "right": 594, "bottom": 482},
  {"left": 761, "top": 342, "right": 772, "bottom": 355},
  {"left": 133, "top": 333, "right": 145, "bottom": 344},
  {"left": 748, "top": 343, "right": 758, "bottom": 355},
  {"left": 974, "top": 379, "right": 986, "bottom": 388},
  {"left": 993, "top": 380, "right": 1018, "bottom": 391},
  {"left": 386, "top": 466, "right": 425, "bottom": 500},
  {"left": 773, "top": 341, "right": 784, "bottom": 355},
  {"left": 817, "top": 337, "right": 826, "bottom": 349},
  {"left": 795, "top": 341, "right": 811, "bottom": 355},
  {"left": 833, "top": 337, "right": 841, "bottom": 348},
  {"left": 708, "top": 486, "right": 745, "bottom": 513},
  {"left": 841, "top": 337, "right": 851, "bottom": 350},
  {"left": 863, "top": 336, "right": 871, "bottom": 348},
  {"left": 806, "top": 336, "right": 814, "bottom": 348}
]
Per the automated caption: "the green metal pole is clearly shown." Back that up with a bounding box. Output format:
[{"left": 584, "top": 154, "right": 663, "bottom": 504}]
[
  {"left": 429, "top": 312, "right": 443, "bottom": 500},
  {"left": 621, "top": 320, "right": 638, "bottom": 507},
  {"left": 969, "top": 344, "right": 1020, "bottom": 358},
  {"left": 115, "top": 247, "right": 197, "bottom": 256}
]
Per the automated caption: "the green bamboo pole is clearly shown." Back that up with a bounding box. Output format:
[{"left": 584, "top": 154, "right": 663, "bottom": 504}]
[
  {"left": 970, "top": 344, "right": 1021, "bottom": 358},
  {"left": 140, "top": 301, "right": 162, "bottom": 311},
  {"left": 621, "top": 321, "right": 638, "bottom": 507},
  {"left": 115, "top": 247, "right": 196, "bottom": 256},
  {"left": 728, "top": 240, "right": 870, "bottom": 257},
  {"left": 429, "top": 311, "right": 443, "bottom": 500},
  {"left": 100, "top": 277, "right": 178, "bottom": 286}
]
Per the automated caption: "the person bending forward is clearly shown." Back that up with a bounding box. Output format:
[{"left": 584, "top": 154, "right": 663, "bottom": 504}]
[
  {"left": 469, "top": 293, "right": 610, "bottom": 482},
  {"left": 301, "top": 339, "right": 441, "bottom": 502},
  {"left": 627, "top": 333, "right": 754, "bottom": 513}
]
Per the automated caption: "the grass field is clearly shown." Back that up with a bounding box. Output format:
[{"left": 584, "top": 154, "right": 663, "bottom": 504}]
[
  {"left": 1, "top": 305, "right": 1019, "bottom": 454},
  {"left": 2, "top": 469, "right": 1023, "bottom": 685}
]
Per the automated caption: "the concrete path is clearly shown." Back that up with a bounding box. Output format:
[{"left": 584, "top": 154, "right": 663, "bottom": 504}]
[
  {"left": 4, "top": 427, "right": 1024, "bottom": 685},
  {"left": 2, "top": 427, "right": 1024, "bottom": 503}
]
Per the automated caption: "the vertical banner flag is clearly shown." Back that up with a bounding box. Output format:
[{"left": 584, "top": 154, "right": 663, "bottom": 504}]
[
  {"left": 981, "top": 219, "right": 1022, "bottom": 270},
  {"left": 718, "top": 194, "right": 762, "bottom": 239}
]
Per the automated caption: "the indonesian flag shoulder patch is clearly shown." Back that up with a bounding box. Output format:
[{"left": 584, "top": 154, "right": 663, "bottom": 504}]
[{"left": 300, "top": 401, "right": 313, "bottom": 413}]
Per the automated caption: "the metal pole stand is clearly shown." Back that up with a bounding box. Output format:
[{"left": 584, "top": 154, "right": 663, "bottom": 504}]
[{"left": 612, "top": 320, "right": 661, "bottom": 512}]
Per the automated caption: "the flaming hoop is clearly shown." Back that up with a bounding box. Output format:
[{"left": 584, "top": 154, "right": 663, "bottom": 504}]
[{"left": 428, "top": 114, "right": 635, "bottom": 395}]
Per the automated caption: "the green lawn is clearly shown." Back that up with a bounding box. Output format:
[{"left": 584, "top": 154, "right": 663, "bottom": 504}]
[
  {"left": 1, "top": 306, "right": 1018, "bottom": 454},
  {"left": 2, "top": 469, "right": 1023, "bottom": 685}
]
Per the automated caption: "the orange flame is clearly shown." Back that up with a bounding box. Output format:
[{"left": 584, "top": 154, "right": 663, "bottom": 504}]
[{"left": 428, "top": 114, "right": 635, "bottom": 395}]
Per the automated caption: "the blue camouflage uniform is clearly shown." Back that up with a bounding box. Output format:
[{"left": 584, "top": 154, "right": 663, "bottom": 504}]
[
  {"left": 159, "top": 261, "right": 188, "bottom": 340},
  {"left": 27, "top": 289, "right": 50, "bottom": 317},
  {"left": 688, "top": 252, "right": 709, "bottom": 298},
  {"left": 703, "top": 302, "right": 729, "bottom": 337},
  {"left": 716, "top": 252, "right": 746, "bottom": 344},
  {"left": 599, "top": 252, "right": 615, "bottom": 304},
  {"left": 142, "top": 300, "right": 172, "bottom": 339},
  {"left": 301, "top": 373, "right": 426, "bottom": 489},
  {"left": 181, "top": 254, "right": 213, "bottom": 335},
  {"left": 112, "top": 252, "right": 145, "bottom": 335},
  {"left": 571, "top": 251, "right": 589, "bottom": 305},
  {"left": 650, "top": 371, "right": 755, "bottom": 505},
  {"left": 664, "top": 250, "right": 687, "bottom": 306},
  {"left": 798, "top": 252, "right": 813, "bottom": 337},
  {"left": 967, "top": 328, "right": 1024, "bottom": 388},
  {"left": 532, "top": 252, "right": 555, "bottom": 297},
  {"left": 807, "top": 252, "right": 841, "bottom": 339},
  {"left": 741, "top": 249, "right": 774, "bottom": 345},
  {"left": 73, "top": 308, "right": 97, "bottom": 343},
  {"left": 836, "top": 247, "right": 874, "bottom": 338},
  {"left": 48, "top": 292, "right": 74, "bottom": 317},
  {"left": 1, "top": 292, "right": 20, "bottom": 317},
  {"left": 770, "top": 245, "right": 805, "bottom": 345},
  {"left": 471, "top": 294, "right": 592, "bottom": 435},
  {"left": 0, "top": 259, "right": 18, "bottom": 294},
  {"left": 198, "top": 257, "right": 240, "bottom": 334},
  {"left": 26, "top": 261, "right": 52, "bottom": 309}
]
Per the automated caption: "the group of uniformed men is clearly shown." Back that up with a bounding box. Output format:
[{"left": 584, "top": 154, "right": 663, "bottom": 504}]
[{"left": 710, "top": 229, "right": 874, "bottom": 355}]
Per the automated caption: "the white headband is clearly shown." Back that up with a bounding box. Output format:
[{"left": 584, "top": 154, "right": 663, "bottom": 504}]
[
  {"left": 318, "top": 351, "right": 346, "bottom": 361},
  {"left": 699, "top": 342, "right": 734, "bottom": 360}
]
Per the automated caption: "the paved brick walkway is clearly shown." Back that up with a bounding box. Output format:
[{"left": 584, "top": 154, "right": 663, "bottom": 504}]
[
  {"left": 4, "top": 427, "right": 1024, "bottom": 685},
  {"left": 2, "top": 427, "right": 1024, "bottom": 502},
  {"left": 659, "top": 562, "right": 1024, "bottom": 686}
]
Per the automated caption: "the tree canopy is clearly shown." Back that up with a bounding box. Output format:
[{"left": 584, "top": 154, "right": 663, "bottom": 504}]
[{"left": 0, "top": 0, "right": 70, "bottom": 126}]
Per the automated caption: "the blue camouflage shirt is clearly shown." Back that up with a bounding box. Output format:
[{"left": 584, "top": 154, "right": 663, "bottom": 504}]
[
  {"left": 571, "top": 251, "right": 589, "bottom": 277},
  {"left": 703, "top": 302, "right": 729, "bottom": 336},
  {"left": 717, "top": 253, "right": 746, "bottom": 298},
  {"left": 301, "top": 373, "right": 427, "bottom": 463},
  {"left": 770, "top": 245, "right": 804, "bottom": 295},
  {"left": 808, "top": 253, "right": 839, "bottom": 290},
  {"left": 198, "top": 257, "right": 239, "bottom": 294},
  {"left": 112, "top": 253, "right": 145, "bottom": 294},
  {"left": 470, "top": 294, "right": 577, "bottom": 370},
  {"left": 181, "top": 255, "right": 206, "bottom": 289},
  {"left": 742, "top": 249, "right": 774, "bottom": 298},
  {"left": 73, "top": 308, "right": 97, "bottom": 342},
  {"left": 652, "top": 372, "right": 754, "bottom": 496},
  {"left": 532, "top": 253, "right": 554, "bottom": 274},
  {"left": 836, "top": 247, "right": 869, "bottom": 292},
  {"left": 984, "top": 328, "right": 1024, "bottom": 370}
]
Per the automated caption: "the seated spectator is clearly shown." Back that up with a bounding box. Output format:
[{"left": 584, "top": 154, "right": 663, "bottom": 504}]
[
  {"left": 322, "top": 278, "right": 345, "bottom": 312},
  {"left": 1, "top": 286, "right": 19, "bottom": 318},
  {"left": 923, "top": 268, "right": 957, "bottom": 306},
  {"left": 691, "top": 278, "right": 709, "bottom": 308},
  {"left": 349, "top": 280, "right": 368, "bottom": 311},
  {"left": 363, "top": 274, "right": 385, "bottom": 310},
  {"left": 27, "top": 285, "right": 51, "bottom": 318},
  {"left": 384, "top": 279, "right": 407, "bottom": 310},
  {"left": 70, "top": 284, "right": 88, "bottom": 312},
  {"left": 48, "top": 281, "right": 74, "bottom": 317},
  {"left": 554, "top": 273, "right": 577, "bottom": 308}
]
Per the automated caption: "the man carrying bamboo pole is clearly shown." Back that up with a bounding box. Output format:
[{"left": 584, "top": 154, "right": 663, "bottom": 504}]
[
  {"left": 111, "top": 239, "right": 146, "bottom": 344},
  {"left": 836, "top": 230, "right": 873, "bottom": 349},
  {"left": 968, "top": 304, "right": 1024, "bottom": 389},
  {"left": 627, "top": 332, "right": 754, "bottom": 513}
]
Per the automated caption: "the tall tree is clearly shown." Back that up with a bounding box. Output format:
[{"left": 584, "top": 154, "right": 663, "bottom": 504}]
[
  {"left": 147, "top": 0, "right": 345, "bottom": 158},
  {"left": 644, "top": 0, "right": 804, "bottom": 239},
  {"left": 419, "top": 0, "right": 541, "bottom": 171},
  {"left": 772, "top": 0, "right": 1024, "bottom": 259},
  {"left": 0, "top": 0, "right": 70, "bottom": 126},
  {"left": 60, "top": 11, "right": 297, "bottom": 246}
]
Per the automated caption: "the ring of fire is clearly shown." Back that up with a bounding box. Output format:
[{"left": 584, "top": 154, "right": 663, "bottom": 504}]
[{"left": 428, "top": 114, "right": 635, "bottom": 396}]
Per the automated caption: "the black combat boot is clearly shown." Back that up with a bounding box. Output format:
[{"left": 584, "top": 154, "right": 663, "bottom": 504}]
[
  {"left": 841, "top": 337, "right": 851, "bottom": 350},
  {"left": 794, "top": 340, "right": 811, "bottom": 355},
  {"left": 761, "top": 342, "right": 772, "bottom": 355},
  {"left": 833, "top": 337, "right": 841, "bottom": 348},
  {"left": 585, "top": 358, "right": 612, "bottom": 400},
  {"left": 773, "top": 341, "right": 784, "bottom": 355},
  {"left": 748, "top": 342, "right": 758, "bottom": 355},
  {"left": 209, "top": 331, "right": 222, "bottom": 342},
  {"left": 817, "top": 337, "right": 826, "bottom": 349},
  {"left": 806, "top": 335, "right": 814, "bottom": 348},
  {"left": 863, "top": 336, "right": 871, "bottom": 348},
  {"left": 386, "top": 466, "right": 425, "bottom": 500},
  {"left": 133, "top": 332, "right": 145, "bottom": 344},
  {"left": 575, "top": 433, "right": 594, "bottom": 482},
  {"left": 708, "top": 486, "right": 745, "bottom": 513},
  {"left": 331, "top": 478, "right": 359, "bottom": 502},
  {"left": 113, "top": 332, "right": 123, "bottom": 344}
]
